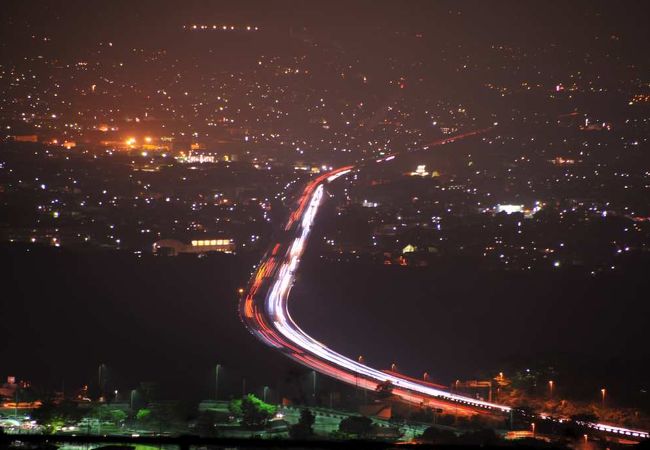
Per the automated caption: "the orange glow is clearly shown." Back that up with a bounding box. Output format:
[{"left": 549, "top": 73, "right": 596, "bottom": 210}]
[{"left": 2, "top": 401, "right": 42, "bottom": 409}]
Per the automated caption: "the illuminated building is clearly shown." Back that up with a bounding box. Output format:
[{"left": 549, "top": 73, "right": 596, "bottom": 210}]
[
  {"left": 491, "top": 202, "right": 543, "bottom": 218},
  {"left": 496, "top": 204, "right": 524, "bottom": 214},
  {"left": 178, "top": 151, "right": 219, "bottom": 164},
  {"left": 153, "top": 238, "right": 235, "bottom": 256},
  {"left": 409, "top": 164, "right": 429, "bottom": 177},
  {"left": 402, "top": 244, "right": 416, "bottom": 254}
]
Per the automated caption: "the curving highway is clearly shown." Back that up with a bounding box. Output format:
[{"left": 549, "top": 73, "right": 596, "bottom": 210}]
[{"left": 238, "top": 146, "right": 649, "bottom": 440}]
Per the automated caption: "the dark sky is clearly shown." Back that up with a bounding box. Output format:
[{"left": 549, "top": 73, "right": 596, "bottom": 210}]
[{"left": 3, "top": 0, "right": 649, "bottom": 47}]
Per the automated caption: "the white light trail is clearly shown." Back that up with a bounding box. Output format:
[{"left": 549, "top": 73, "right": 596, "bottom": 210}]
[
  {"left": 265, "top": 182, "right": 511, "bottom": 412},
  {"left": 243, "top": 161, "right": 649, "bottom": 441}
]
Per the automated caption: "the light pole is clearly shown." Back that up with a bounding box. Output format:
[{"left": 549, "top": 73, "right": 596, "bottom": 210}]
[
  {"left": 601, "top": 388, "right": 606, "bottom": 407},
  {"left": 98, "top": 363, "right": 107, "bottom": 400},
  {"left": 263, "top": 386, "right": 269, "bottom": 403},
  {"left": 391, "top": 363, "right": 397, "bottom": 372},
  {"left": 549, "top": 380, "right": 554, "bottom": 397},
  {"left": 130, "top": 389, "right": 136, "bottom": 411},
  {"left": 356, "top": 356, "right": 363, "bottom": 401},
  {"left": 531, "top": 422, "right": 536, "bottom": 438},
  {"left": 215, "top": 364, "right": 221, "bottom": 401},
  {"left": 423, "top": 372, "right": 429, "bottom": 382},
  {"left": 312, "top": 371, "right": 317, "bottom": 400},
  {"left": 357, "top": 356, "right": 366, "bottom": 405}
]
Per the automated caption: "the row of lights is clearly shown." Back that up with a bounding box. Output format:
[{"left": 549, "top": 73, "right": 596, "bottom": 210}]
[
  {"left": 125, "top": 136, "right": 153, "bottom": 146},
  {"left": 186, "top": 25, "right": 259, "bottom": 31}
]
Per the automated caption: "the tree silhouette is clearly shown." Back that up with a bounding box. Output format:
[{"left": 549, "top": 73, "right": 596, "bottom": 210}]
[
  {"left": 289, "top": 408, "right": 315, "bottom": 439},
  {"left": 339, "top": 416, "right": 373, "bottom": 437}
]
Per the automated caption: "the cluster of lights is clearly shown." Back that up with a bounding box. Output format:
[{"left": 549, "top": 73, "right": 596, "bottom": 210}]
[{"left": 125, "top": 136, "right": 155, "bottom": 147}]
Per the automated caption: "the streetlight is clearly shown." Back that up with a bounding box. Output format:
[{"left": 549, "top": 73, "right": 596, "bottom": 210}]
[
  {"left": 263, "top": 386, "right": 269, "bottom": 403},
  {"left": 423, "top": 372, "right": 429, "bottom": 381},
  {"left": 312, "top": 371, "right": 317, "bottom": 399},
  {"left": 548, "top": 380, "right": 554, "bottom": 397},
  {"left": 215, "top": 364, "right": 221, "bottom": 401},
  {"left": 601, "top": 388, "right": 606, "bottom": 407},
  {"left": 531, "top": 422, "right": 536, "bottom": 438},
  {"left": 130, "top": 389, "right": 136, "bottom": 411},
  {"left": 391, "top": 363, "right": 397, "bottom": 372}
]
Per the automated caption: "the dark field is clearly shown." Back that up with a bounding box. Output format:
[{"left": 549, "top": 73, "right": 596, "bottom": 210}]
[{"left": 3, "top": 244, "right": 649, "bottom": 408}]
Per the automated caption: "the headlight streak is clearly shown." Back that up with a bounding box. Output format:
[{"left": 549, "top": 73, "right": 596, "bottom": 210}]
[
  {"left": 266, "top": 180, "right": 512, "bottom": 412},
  {"left": 238, "top": 157, "right": 649, "bottom": 440}
]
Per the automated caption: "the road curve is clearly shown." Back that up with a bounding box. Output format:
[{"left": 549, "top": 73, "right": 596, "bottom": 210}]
[
  {"left": 239, "top": 155, "right": 649, "bottom": 440},
  {"left": 240, "top": 165, "right": 509, "bottom": 415}
]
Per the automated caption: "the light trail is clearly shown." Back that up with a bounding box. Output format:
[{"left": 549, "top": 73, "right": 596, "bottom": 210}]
[
  {"left": 238, "top": 133, "right": 650, "bottom": 440},
  {"left": 267, "top": 180, "right": 509, "bottom": 412}
]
